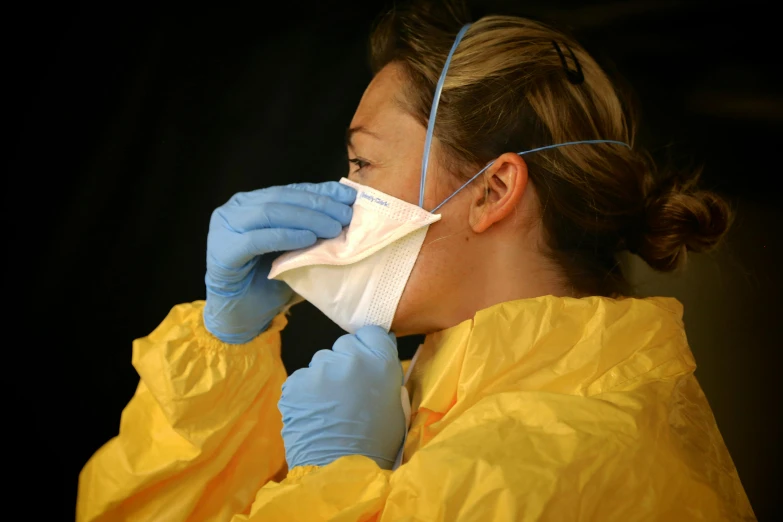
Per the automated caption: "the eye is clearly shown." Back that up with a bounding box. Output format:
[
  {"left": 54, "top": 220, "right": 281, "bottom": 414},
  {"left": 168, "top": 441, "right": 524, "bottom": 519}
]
[{"left": 348, "top": 157, "right": 371, "bottom": 172}]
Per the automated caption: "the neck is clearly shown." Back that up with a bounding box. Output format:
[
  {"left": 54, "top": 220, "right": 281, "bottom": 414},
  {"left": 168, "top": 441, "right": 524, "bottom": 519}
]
[
  {"left": 393, "top": 214, "right": 571, "bottom": 338},
  {"left": 438, "top": 228, "right": 569, "bottom": 333}
]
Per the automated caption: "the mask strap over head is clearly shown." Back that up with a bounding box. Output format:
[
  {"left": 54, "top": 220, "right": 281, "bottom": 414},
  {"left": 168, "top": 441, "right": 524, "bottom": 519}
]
[{"left": 419, "top": 24, "right": 632, "bottom": 214}]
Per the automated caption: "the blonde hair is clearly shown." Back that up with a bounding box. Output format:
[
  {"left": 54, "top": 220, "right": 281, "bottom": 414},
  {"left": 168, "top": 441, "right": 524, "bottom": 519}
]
[{"left": 370, "top": 1, "right": 731, "bottom": 296}]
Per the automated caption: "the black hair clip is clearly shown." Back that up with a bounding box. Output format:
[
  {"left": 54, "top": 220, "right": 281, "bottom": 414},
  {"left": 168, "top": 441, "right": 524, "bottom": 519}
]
[{"left": 552, "top": 40, "right": 584, "bottom": 85}]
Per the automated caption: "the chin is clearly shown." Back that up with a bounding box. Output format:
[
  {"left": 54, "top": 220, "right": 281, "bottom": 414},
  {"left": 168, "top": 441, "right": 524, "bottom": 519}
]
[
  {"left": 390, "top": 317, "right": 414, "bottom": 338},
  {"left": 391, "top": 306, "right": 440, "bottom": 337},
  {"left": 392, "top": 274, "right": 438, "bottom": 336},
  {"left": 390, "top": 308, "right": 421, "bottom": 338}
]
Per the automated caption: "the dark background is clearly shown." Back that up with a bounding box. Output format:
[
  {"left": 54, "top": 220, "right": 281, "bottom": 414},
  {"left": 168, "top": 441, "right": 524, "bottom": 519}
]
[{"left": 14, "top": 1, "right": 779, "bottom": 519}]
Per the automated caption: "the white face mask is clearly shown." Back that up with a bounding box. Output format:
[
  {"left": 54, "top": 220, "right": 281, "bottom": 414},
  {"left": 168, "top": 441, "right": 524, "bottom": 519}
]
[{"left": 268, "top": 178, "right": 441, "bottom": 333}]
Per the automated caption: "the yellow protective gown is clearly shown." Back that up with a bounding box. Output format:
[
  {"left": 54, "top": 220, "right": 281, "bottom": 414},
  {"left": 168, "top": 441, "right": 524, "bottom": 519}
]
[{"left": 77, "top": 296, "right": 755, "bottom": 521}]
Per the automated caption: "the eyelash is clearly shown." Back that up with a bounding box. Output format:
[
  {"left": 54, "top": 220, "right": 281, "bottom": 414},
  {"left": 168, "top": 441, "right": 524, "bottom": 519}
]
[{"left": 348, "top": 157, "right": 370, "bottom": 171}]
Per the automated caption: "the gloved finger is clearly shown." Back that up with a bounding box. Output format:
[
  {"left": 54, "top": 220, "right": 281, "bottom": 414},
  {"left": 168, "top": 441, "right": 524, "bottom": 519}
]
[
  {"left": 284, "top": 181, "right": 358, "bottom": 206},
  {"left": 232, "top": 185, "right": 355, "bottom": 226},
  {"left": 220, "top": 204, "right": 345, "bottom": 238},
  {"left": 331, "top": 333, "right": 364, "bottom": 357},
  {"left": 357, "top": 325, "right": 398, "bottom": 361},
  {"left": 280, "top": 367, "right": 309, "bottom": 397},
  {"left": 334, "top": 325, "right": 398, "bottom": 361},
  {"left": 308, "top": 348, "right": 339, "bottom": 368},
  {"left": 273, "top": 187, "right": 354, "bottom": 226},
  {"left": 232, "top": 228, "right": 317, "bottom": 264}
]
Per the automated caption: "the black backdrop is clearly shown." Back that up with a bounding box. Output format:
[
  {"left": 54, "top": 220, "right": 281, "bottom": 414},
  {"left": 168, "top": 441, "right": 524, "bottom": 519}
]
[{"left": 15, "top": 1, "right": 780, "bottom": 519}]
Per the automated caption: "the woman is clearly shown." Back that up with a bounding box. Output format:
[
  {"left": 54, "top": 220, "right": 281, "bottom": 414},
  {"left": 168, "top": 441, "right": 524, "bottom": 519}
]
[{"left": 77, "top": 2, "right": 755, "bottom": 521}]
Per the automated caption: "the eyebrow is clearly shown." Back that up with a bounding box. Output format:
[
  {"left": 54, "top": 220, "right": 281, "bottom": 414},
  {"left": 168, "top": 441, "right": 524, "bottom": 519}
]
[{"left": 345, "top": 126, "right": 382, "bottom": 149}]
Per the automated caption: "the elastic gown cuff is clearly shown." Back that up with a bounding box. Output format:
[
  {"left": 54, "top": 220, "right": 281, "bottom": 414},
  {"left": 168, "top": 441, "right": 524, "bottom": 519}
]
[{"left": 286, "top": 465, "right": 320, "bottom": 481}]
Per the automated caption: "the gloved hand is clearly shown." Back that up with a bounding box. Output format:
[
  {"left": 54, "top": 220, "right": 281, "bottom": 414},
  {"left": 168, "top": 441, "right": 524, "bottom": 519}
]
[
  {"left": 203, "top": 182, "right": 356, "bottom": 344},
  {"left": 279, "top": 326, "right": 406, "bottom": 470}
]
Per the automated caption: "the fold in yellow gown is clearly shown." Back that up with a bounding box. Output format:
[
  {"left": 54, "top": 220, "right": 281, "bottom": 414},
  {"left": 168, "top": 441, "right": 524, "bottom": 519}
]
[{"left": 77, "top": 296, "right": 755, "bottom": 521}]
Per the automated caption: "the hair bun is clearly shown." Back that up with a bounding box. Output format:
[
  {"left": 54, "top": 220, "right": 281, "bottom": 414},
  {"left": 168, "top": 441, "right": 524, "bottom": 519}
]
[{"left": 632, "top": 179, "right": 732, "bottom": 272}]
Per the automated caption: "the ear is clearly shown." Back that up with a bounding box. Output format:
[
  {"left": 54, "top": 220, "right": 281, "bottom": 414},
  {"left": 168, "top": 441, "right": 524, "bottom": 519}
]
[{"left": 469, "top": 152, "right": 529, "bottom": 233}]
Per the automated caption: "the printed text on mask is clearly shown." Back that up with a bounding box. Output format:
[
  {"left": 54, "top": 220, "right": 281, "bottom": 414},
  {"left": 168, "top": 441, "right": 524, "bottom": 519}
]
[{"left": 359, "top": 192, "right": 390, "bottom": 207}]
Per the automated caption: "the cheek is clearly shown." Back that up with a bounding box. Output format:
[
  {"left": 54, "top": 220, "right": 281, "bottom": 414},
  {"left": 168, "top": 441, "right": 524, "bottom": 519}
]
[{"left": 365, "top": 170, "right": 421, "bottom": 206}]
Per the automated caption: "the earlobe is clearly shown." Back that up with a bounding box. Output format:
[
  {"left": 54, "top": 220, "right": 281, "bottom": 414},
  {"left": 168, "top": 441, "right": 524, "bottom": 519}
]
[{"left": 470, "top": 153, "right": 529, "bottom": 233}]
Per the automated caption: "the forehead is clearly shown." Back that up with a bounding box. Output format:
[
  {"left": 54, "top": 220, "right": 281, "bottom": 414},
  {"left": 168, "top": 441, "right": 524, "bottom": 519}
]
[{"left": 350, "top": 64, "right": 423, "bottom": 142}]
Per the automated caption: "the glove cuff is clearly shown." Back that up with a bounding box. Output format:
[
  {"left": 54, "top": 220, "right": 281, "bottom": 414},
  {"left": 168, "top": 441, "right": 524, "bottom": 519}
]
[{"left": 203, "top": 308, "right": 273, "bottom": 344}]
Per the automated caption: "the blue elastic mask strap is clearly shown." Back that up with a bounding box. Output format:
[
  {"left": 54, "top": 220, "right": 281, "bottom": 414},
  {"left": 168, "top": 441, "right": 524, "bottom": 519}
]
[
  {"left": 419, "top": 24, "right": 472, "bottom": 208},
  {"left": 430, "top": 139, "right": 632, "bottom": 213}
]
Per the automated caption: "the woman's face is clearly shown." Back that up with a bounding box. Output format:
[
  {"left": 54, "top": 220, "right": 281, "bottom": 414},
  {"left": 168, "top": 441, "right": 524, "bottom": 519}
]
[{"left": 346, "top": 64, "right": 481, "bottom": 336}]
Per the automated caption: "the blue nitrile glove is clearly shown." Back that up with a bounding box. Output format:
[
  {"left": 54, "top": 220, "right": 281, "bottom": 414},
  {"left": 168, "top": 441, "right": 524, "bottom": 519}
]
[
  {"left": 203, "top": 182, "right": 356, "bottom": 344},
  {"left": 279, "top": 325, "right": 406, "bottom": 470}
]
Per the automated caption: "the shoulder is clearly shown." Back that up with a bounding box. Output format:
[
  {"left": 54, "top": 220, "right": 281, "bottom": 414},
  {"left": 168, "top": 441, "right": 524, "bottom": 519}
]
[{"left": 392, "top": 382, "right": 750, "bottom": 521}]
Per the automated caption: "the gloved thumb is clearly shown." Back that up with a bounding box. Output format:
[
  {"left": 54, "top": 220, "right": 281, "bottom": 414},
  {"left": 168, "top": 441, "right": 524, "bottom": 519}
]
[{"left": 355, "top": 324, "right": 398, "bottom": 361}]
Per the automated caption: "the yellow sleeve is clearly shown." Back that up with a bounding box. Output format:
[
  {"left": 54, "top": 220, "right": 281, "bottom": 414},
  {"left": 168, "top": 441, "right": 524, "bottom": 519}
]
[
  {"left": 77, "top": 301, "right": 289, "bottom": 522},
  {"left": 233, "top": 379, "right": 754, "bottom": 521}
]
